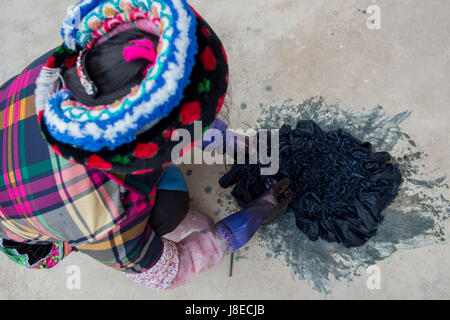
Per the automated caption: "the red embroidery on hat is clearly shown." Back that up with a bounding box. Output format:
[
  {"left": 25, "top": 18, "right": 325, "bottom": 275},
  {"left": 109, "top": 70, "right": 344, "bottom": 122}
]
[
  {"left": 201, "top": 25, "right": 210, "bottom": 39},
  {"left": 134, "top": 143, "right": 159, "bottom": 159},
  {"left": 163, "top": 127, "right": 176, "bottom": 140},
  {"left": 65, "top": 55, "right": 77, "bottom": 69},
  {"left": 132, "top": 169, "right": 155, "bottom": 175},
  {"left": 45, "top": 56, "right": 56, "bottom": 69},
  {"left": 86, "top": 155, "right": 113, "bottom": 170},
  {"left": 200, "top": 47, "right": 216, "bottom": 71},
  {"left": 180, "top": 101, "right": 201, "bottom": 125},
  {"left": 217, "top": 94, "right": 226, "bottom": 116},
  {"left": 162, "top": 161, "right": 172, "bottom": 168}
]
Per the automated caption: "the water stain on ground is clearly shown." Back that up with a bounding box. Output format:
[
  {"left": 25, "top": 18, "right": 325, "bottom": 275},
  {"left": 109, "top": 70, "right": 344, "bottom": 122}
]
[
  {"left": 204, "top": 186, "right": 213, "bottom": 194},
  {"left": 229, "top": 97, "right": 448, "bottom": 294}
]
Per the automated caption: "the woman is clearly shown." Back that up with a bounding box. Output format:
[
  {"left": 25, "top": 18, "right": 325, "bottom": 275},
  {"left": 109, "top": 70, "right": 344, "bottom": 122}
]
[{"left": 0, "top": 0, "right": 292, "bottom": 290}]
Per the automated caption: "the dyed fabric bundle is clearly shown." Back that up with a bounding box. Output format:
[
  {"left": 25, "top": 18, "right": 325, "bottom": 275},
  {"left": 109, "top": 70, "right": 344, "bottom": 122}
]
[{"left": 219, "top": 120, "right": 403, "bottom": 248}]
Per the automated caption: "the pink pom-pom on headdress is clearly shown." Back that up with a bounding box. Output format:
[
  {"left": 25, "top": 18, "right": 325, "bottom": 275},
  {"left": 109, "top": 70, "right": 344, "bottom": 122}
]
[{"left": 123, "top": 38, "right": 157, "bottom": 74}]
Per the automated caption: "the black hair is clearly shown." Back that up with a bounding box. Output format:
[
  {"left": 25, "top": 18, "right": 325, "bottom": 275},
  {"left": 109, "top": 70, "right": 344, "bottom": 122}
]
[{"left": 64, "top": 29, "right": 159, "bottom": 106}]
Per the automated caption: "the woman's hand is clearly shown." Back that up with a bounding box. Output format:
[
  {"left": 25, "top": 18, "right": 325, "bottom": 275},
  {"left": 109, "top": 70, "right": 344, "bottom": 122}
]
[{"left": 246, "top": 178, "right": 293, "bottom": 225}]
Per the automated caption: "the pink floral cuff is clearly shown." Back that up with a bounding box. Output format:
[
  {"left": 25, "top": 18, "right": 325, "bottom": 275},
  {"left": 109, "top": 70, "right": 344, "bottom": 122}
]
[{"left": 125, "top": 238, "right": 179, "bottom": 290}]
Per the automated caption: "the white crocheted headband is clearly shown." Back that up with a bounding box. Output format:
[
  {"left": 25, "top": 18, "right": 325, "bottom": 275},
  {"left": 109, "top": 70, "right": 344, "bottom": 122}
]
[{"left": 35, "top": 0, "right": 229, "bottom": 175}]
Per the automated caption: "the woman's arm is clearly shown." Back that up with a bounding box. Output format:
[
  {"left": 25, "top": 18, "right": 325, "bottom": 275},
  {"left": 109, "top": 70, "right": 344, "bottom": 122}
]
[{"left": 125, "top": 179, "right": 292, "bottom": 290}]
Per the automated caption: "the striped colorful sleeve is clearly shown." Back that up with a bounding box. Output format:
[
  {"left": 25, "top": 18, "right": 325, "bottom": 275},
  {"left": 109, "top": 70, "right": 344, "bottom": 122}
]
[
  {"left": 0, "top": 49, "right": 164, "bottom": 273},
  {"left": 74, "top": 181, "right": 165, "bottom": 273}
]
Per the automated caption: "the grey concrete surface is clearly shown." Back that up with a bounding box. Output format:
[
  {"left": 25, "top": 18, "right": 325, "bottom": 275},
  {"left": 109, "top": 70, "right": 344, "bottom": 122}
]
[{"left": 0, "top": 0, "right": 449, "bottom": 299}]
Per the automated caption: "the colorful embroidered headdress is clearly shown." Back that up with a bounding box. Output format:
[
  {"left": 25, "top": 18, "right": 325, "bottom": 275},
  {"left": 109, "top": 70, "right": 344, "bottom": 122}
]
[{"left": 35, "top": 0, "right": 228, "bottom": 175}]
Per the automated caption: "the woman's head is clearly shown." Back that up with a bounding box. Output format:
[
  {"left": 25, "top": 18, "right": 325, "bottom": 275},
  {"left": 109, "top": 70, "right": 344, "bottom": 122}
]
[
  {"left": 64, "top": 29, "right": 159, "bottom": 106},
  {"left": 38, "top": 3, "right": 228, "bottom": 173}
]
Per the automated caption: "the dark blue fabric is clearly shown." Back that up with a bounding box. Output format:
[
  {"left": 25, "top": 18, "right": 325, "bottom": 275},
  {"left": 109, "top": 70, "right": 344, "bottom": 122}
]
[
  {"left": 219, "top": 120, "right": 403, "bottom": 248},
  {"left": 216, "top": 206, "right": 272, "bottom": 252}
]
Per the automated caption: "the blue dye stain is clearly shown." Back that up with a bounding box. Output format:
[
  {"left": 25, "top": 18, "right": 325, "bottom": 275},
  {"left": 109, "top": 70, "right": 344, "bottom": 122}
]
[{"left": 204, "top": 186, "right": 213, "bottom": 194}]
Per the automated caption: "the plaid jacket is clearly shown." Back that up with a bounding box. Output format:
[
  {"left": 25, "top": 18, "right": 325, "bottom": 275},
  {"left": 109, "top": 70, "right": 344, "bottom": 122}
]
[{"left": 0, "top": 50, "right": 164, "bottom": 273}]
